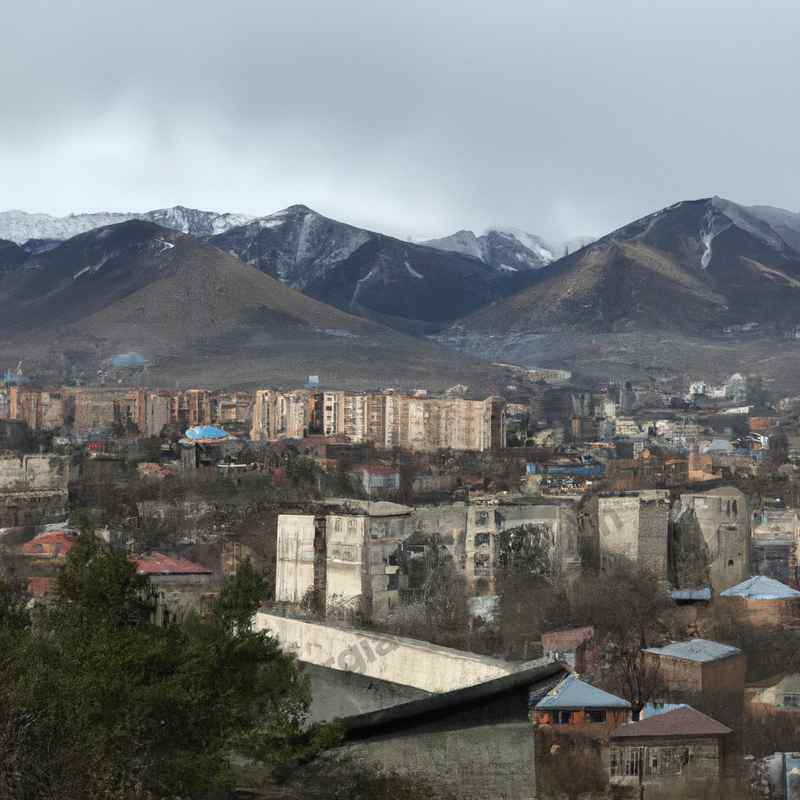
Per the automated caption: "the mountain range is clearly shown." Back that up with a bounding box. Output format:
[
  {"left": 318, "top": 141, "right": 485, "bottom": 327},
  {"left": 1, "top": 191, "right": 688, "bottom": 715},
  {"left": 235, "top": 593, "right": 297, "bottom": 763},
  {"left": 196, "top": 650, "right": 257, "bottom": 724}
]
[
  {"left": 0, "top": 221, "right": 509, "bottom": 390},
  {"left": 5, "top": 195, "right": 800, "bottom": 391}
]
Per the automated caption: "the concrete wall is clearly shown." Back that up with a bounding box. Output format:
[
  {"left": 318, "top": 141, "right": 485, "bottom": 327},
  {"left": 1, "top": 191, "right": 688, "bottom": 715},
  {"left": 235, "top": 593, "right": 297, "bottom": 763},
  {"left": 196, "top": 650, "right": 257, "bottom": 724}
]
[
  {"left": 276, "top": 514, "right": 316, "bottom": 605},
  {"left": 0, "top": 454, "right": 69, "bottom": 491},
  {"left": 333, "top": 723, "right": 536, "bottom": 800},
  {"left": 598, "top": 495, "right": 668, "bottom": 578},
  {"left": 0, "top": 490, "right": 68, "bottom": 528},
  {"left": 254, "top": 613, "right": 517, "bottom": 693}
]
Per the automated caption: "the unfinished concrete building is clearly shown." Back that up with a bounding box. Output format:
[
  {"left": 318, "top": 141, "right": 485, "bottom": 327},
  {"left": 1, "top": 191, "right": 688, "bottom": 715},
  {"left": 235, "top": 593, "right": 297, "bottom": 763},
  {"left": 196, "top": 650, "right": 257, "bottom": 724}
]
[
  {"left": 598, "top": 491, "right": 670, "bottom": 579},
  {"left": 678, "top": 486, "right": 750, "bottom": 592},
  {"left": 276, "top": 501, "right": 415, "bottom": 619}
]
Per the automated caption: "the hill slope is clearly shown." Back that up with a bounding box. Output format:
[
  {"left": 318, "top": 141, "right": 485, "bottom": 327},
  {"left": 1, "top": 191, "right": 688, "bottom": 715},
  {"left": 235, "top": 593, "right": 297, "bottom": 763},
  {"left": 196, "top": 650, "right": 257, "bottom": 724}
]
[
  {"left": 210, "top": 205, "right": 530, "bottom": 330},
  {"left": 0, "top": 239, "right": 26, "bottom": 273},
  {"left": 439, "top": 197, "right": 800, "bottom": 391},
  {"left": 456, "top": 196, "right": 800, "bottom": 337},
  {"left": 0, "top": 221, "right": 505, "bottom": 389}
]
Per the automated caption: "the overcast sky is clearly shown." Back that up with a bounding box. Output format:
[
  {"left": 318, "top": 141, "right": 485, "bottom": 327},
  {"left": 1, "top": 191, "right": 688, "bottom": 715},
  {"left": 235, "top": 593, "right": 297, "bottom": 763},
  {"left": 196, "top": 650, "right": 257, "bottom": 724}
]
[{"left": 1, "top": 0, "right": 798, "bottom": 243}]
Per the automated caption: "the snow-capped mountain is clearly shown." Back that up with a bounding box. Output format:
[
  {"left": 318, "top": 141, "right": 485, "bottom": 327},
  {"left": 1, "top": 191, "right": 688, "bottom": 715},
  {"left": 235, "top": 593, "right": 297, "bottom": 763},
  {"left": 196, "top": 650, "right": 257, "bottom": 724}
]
[
  {"left": 452, "top": 195, "right": 800, "bottom": 340},
  {"left": 0, "top": 206, "right": 253, "bottom": 244},
  {"left": 210, "top": 205, "right": 530, "bottom": 329},
  {"left": 423, "top": 227, "right": 555, "bottom": 272}
]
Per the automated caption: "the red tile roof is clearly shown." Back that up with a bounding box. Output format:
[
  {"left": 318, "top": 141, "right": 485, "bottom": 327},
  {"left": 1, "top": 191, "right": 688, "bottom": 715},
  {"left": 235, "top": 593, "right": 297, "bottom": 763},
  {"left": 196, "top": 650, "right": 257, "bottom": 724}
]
[
  {"left": 20, "top": 531, "right": 76, "bottom": 558},
  {"left": 612, "top": 706, "right": 732, "bottom": 739},
  {"left": 134, "top": 551, "right": 212, "bottom": 576}
]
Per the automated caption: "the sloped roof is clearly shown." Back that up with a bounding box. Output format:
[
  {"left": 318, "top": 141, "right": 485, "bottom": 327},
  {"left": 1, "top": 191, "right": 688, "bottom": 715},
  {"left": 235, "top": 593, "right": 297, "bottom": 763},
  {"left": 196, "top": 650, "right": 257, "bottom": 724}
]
[
  {"left": 20, "top": 530, "right": 76, "bottom": 556},
  {"left": 612, "top": 706, "right": 731, "bottom": 739},
  {"left": 643, "top": 639, "right": 741, "bottom": 663},
  {"left": 134, "top": 551, "right": 212, "bottom": 575},
  {"left": 535, "top": 673, "right": 631, "bottom": 710},
  {"left": 720, "top": 575, "right": 800, "bottom": 600},
  {"left": 671, "top": 587, "right": 712, "bottom": 601}
]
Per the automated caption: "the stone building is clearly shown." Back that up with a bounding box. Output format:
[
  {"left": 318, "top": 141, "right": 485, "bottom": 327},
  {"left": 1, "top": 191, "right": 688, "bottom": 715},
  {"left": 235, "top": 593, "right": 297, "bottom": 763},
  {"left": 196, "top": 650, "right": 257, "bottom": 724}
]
[
  {"left": 609, "top": 705, "right": 732, "bottom": 797},
  {"left": 677, "top": 486, "right": 750, "bottom": 592},
  {"left": 746, "top": 673, "right": 800, "bottom": 713},
  {"left": 598, "top": 491, "right": 670, "bottom": 579},
  {"left": 134, "top": 551, "right": 215, "bottom": 625}
]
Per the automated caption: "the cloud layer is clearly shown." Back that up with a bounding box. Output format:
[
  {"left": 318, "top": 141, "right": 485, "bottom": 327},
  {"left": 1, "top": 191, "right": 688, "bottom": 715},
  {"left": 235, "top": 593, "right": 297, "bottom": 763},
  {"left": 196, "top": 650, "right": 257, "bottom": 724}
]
[{"left": 2, "top": 0, "right": 798, "bottom": 241}]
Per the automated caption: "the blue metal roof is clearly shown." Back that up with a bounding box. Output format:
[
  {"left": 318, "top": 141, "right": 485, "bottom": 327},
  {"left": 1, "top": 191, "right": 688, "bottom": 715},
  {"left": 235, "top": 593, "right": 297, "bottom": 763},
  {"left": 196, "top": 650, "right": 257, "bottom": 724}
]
[
  {"left": 535, "top": 673, "right": 631, "bottom": 710},
  {"left": 720, "top": 575, "right": 800, "bottom": 600},
  {"left": 184, "top": 425, "right": 229, "bottom": 440},
  {"left": 643, "top": 639, "right": 741, "bottom": 663}
]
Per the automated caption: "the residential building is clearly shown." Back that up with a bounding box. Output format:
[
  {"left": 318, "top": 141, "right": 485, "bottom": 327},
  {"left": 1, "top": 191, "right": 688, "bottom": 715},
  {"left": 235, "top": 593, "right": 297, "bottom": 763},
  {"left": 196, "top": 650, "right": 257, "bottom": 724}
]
[
  {"left": 719, "top": 575, "right": 800, "bottom": 627},
  {"left": 746, "top": 673, "right": 800, "bottom": 713},
  {"left": 357, "top": 464, "right": 400, "bottom": 495},
  {"left": 533, "top": 673, "right": 632, "bottom": 738},
  {"left": 609, "top": 706, "right": 732, "bottom": 797}
]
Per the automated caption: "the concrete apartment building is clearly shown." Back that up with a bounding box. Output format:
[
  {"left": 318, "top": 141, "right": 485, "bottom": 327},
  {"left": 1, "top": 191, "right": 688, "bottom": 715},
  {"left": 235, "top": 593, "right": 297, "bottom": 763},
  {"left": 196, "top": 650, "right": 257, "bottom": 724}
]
[
  {"left": 276, "top": 501, "right": 415, "bottom": 619},
  {"left": 250, "top": 389, "right": 313, "bottom": 441},
  {"left": 275, "top": 496, "right": 581, "bottom": 618},
  {"left": 677, "top": 486, "right": 750, "bottom": 592},
  {"left": 598, "top": 491, "right": 670, "bottom": 579}
]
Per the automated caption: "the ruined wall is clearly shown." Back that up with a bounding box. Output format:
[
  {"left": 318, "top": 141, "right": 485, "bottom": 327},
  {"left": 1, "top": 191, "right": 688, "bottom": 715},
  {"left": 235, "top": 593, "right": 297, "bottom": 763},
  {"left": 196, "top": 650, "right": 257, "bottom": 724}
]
[
  {"left": 0, "top": 490, "right": 68, "bottom": 527},
  {"left": 254, "top": 613, "right": 517, "bottom": 692},
  {"left": 598, "top": 496, "right": 668, "bottom": 578},
  {"left": 0, "top": 454, "right": 69, "bottom": 491},
  {"left": 638, "top": 500, "right": 669, "bottom": 578},
  {"left": 680, "top": 489, "right": 750, "bottom": 592}
]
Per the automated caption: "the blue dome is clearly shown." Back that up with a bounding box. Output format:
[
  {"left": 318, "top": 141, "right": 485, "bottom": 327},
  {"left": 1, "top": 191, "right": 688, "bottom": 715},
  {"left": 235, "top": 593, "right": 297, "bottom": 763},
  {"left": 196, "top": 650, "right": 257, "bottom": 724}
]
[
  {"left": 184, "top": 425, "right": 229, "bottom": 440},
  {"left": 111, "top": 352, "right": 147, "bottom": 368}
]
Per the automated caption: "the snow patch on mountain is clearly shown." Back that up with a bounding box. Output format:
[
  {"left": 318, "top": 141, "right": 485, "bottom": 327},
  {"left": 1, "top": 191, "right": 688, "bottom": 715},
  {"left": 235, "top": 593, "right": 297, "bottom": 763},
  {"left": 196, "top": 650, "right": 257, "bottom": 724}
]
[
  {"left": 0, "top": 206, "right": 254, "bottom": 244},
  {"left": 423, "top": 226, "right": 554, "bottom": 271}
]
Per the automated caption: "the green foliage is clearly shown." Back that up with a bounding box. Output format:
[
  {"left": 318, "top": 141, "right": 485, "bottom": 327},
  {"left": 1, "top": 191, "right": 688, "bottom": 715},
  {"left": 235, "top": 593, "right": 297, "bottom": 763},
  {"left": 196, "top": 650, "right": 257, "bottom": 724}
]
[{"left": 0, "top": 543, "right": 314, "bottom": 799}]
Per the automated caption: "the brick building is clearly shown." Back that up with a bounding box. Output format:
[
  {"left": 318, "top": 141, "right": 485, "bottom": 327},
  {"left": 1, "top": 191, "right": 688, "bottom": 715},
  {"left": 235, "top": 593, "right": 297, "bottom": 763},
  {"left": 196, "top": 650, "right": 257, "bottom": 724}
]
[
  {"left": 534, "top": 673, "right": 632, "bottom": 739},
  {"left": 719, "top": 575, "right": 800, "bottom": 628}
]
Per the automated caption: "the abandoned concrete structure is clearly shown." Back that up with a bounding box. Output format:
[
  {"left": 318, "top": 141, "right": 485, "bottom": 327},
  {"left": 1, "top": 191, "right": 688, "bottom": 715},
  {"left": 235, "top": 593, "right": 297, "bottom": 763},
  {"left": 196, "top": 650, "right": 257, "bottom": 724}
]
[
  {"left": 317, "top": 660, "right": 565, "bottom": 800},
  {"left": 275, "top": 495, "right": 581, "bottom": 617},
  {"left": 598, "top": 491, "right": 670, "bottom": 578},
  {"left": 609, "top": 705, "right": 732, "bottom": 798},
  {"left": 677, "top": 486, "right": 751, "bottom": 592},
  {"left": 0, "top": 453, "right": 70, "bottom": 491},
  {"left": 276, "top": 501, "right": 415, "bottom": 618},
  {"left": 255, "top": 613, "right": 533, "bottom": 693}
]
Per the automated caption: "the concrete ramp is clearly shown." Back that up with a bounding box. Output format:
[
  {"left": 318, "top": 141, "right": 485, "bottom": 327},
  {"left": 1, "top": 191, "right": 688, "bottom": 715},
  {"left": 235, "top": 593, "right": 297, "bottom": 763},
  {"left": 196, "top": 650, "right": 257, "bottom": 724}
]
[{"left": 255, "top": 612, "right": 517, "bottom": 693}]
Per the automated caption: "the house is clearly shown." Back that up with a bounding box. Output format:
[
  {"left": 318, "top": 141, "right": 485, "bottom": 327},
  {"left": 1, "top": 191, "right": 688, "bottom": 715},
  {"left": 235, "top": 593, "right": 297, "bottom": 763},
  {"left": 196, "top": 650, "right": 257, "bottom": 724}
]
[
  {"left": 541, "top": 626, "right": 599, "bottom": 674},
  {"left": 20, "top": 529, "right": 76, "bottom": 559},
  {"left": 356, "top": 464, "right": 400, "bottom": 495},
  {"left": 642, "top": 639, "right": 746, "bottom": 728},
  {"left": 609, "top": 705, "right": 732, "bottom": 797},
  {"left": 533, "top": 673, "right": 632, "bottom": 738},
  {"left": 746, "top": 673, "right": 800, "bottom": 713},
  {"left": 134, "top": 551, "right": 215, "bottom": 625},
  {"left": 719, "top": 575, "right": 800, "bottom": 627}
]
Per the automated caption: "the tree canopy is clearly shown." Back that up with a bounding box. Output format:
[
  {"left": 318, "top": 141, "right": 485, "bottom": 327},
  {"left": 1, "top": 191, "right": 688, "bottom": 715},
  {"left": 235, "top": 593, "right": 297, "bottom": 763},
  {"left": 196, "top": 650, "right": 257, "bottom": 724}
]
[{"left": 0, "top": 537, "right": 318, "bottom": 800}]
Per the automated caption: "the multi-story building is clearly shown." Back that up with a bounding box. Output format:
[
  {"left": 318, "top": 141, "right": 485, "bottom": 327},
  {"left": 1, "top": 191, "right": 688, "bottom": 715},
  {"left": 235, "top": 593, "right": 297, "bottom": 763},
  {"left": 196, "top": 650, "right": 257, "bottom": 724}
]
[
  {"left": 143, "top": 392, "right": 172, "bottom": 438},
  {"left": 250, "top": 389, "right": 313, "bottom": 442}
]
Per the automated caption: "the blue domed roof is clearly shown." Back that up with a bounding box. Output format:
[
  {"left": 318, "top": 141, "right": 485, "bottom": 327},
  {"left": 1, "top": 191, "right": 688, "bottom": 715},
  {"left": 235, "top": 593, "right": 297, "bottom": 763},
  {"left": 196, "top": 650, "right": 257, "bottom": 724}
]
[{"left": 184, "top": 425, "right": 229, "bottom": 440}]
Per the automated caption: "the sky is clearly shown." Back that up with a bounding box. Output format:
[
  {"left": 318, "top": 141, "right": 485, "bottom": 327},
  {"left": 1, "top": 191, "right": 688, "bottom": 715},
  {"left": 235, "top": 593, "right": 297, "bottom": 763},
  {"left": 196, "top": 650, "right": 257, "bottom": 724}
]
[{"left": 1, "top": 0, "right": 799, "bottom": 244}]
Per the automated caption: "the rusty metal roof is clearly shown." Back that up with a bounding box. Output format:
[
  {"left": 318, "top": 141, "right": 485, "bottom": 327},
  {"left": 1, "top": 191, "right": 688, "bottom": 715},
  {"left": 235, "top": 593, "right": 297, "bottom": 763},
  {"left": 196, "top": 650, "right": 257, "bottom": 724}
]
[{"left": 612, "top": 706, "right": 731, "bottom": 739}]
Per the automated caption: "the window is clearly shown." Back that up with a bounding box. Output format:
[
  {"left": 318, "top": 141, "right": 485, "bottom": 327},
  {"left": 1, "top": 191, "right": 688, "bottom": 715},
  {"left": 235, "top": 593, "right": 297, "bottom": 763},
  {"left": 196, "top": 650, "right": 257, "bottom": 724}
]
[
  {"left": 610, "top": 747, "right": 642, "bottom": 777},
  {"left": 474, "top": 533, "right": 491, "bottom": 547},
  {"left": 783, "top": 693, "right": 800, "bottom": 708},
  {"left": 558, "top": 710, "right": 573, "bottom": 724},
  {"left": 588, "top": 709, "right": 606, "bottom": 723}
]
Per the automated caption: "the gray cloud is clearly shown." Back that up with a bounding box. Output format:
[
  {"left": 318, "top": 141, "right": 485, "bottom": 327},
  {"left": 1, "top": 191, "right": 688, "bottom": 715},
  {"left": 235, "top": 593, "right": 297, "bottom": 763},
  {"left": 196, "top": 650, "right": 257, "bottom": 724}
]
[{"left": 1, "top": 0, "right": 799, "bottom": 243}]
